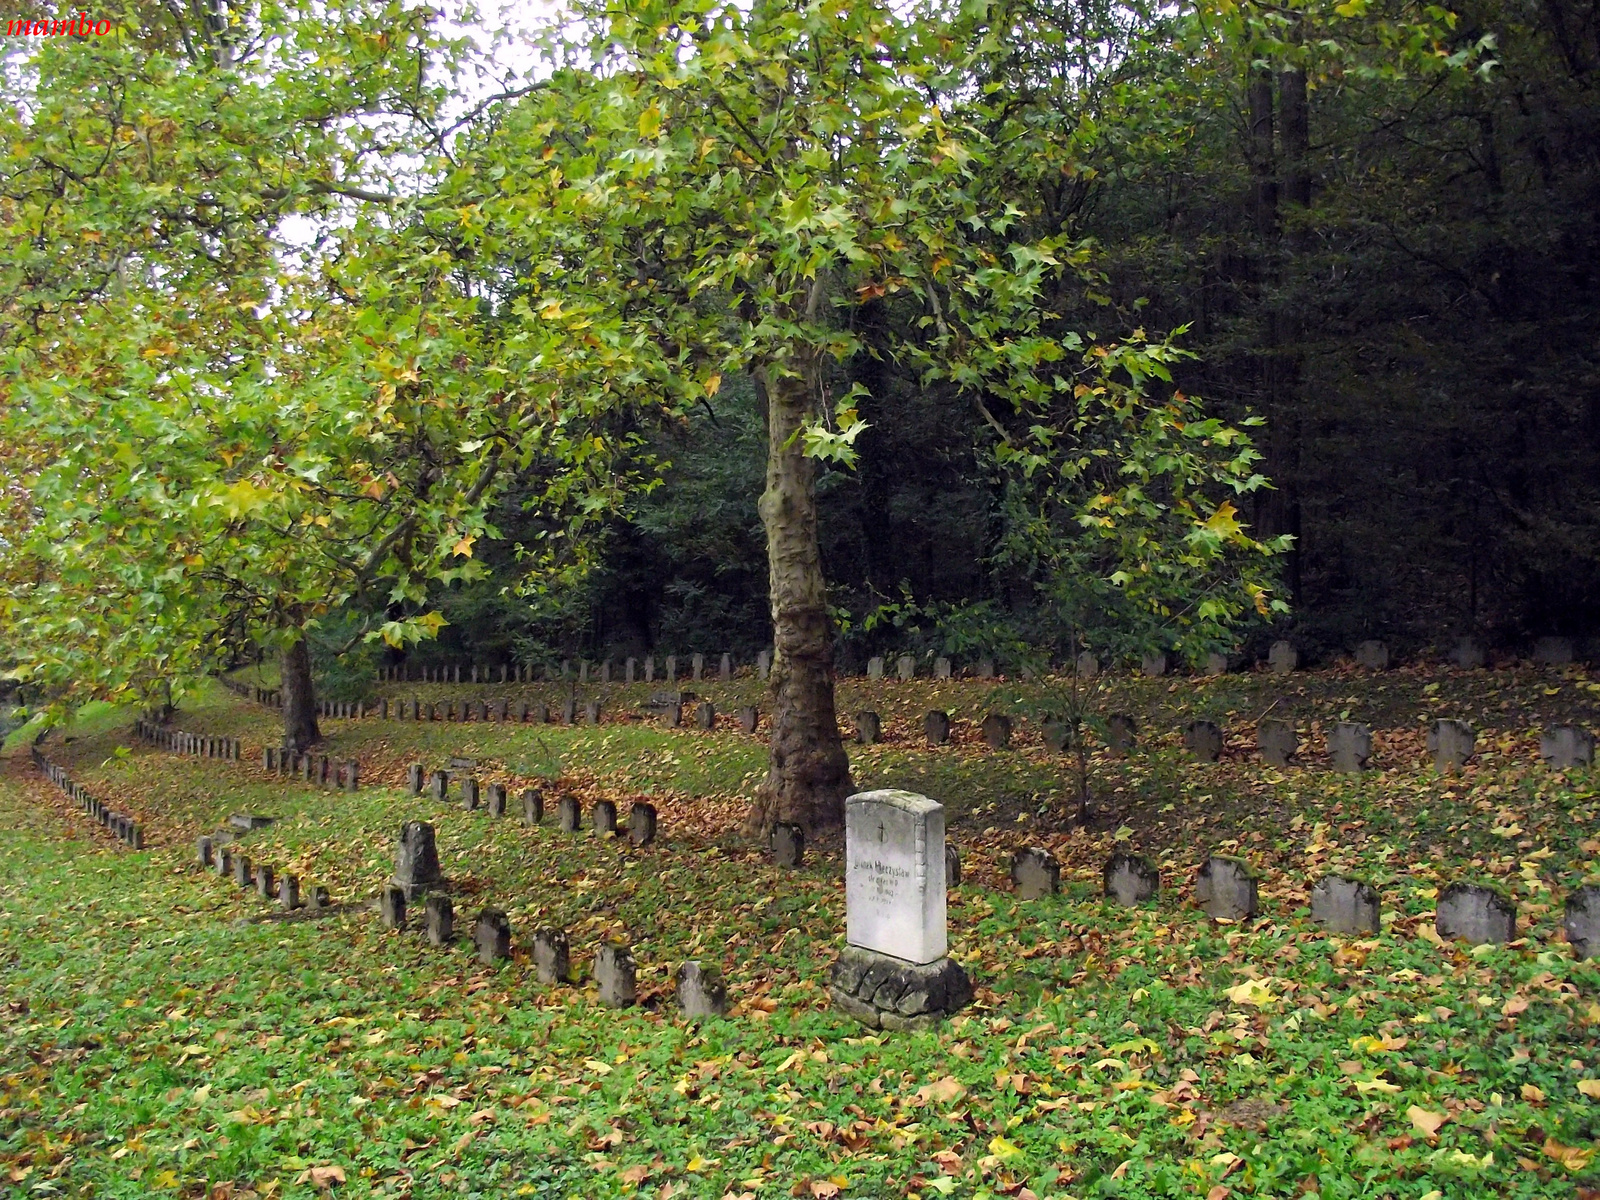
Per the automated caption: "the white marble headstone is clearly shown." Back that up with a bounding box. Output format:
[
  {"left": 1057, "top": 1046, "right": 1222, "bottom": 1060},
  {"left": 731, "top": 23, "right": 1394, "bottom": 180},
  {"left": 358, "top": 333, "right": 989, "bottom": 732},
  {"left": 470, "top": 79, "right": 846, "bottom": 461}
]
[{"left": 846, "top": 789, "right": 946, "bottom": 965}]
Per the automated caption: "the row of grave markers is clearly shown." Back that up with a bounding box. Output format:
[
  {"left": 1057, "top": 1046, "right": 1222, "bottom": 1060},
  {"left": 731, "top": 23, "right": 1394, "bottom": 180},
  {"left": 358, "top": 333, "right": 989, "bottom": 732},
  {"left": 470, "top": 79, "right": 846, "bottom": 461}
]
[
  {"left": 402, "top": 766, "right": 661, "bottom": 846},
  {"left": 134, "top": 719, "right": 243, "bottom": 762},
  {"left": 261, "top": 746, "right": 362, "bottom": 792},
  {"left": 196, "top": 834, "right": 332, "bottom": 914},
  {"left": 31, "top": 746, "right": 145, "bottom": 849},
  {"left": 377, "top": 651, "right": 766, "bottom": 686},
  {"left": 1012, "top": 845, "right": 1599, "bottom": 957}
]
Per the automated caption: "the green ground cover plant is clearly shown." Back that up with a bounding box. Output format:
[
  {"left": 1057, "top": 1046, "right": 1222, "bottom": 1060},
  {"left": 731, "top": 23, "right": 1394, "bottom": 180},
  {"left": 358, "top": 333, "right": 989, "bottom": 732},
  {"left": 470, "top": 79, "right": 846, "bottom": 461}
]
[{"left": 1, "top": 663, "right": 1597, "bottom": 1198}]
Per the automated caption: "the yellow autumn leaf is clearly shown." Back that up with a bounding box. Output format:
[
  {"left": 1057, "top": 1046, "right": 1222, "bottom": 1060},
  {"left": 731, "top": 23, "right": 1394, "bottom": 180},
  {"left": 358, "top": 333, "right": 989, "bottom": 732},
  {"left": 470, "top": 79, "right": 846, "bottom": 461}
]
[
  {"left": 1543, "top": 1138, "right": 1595, "bottom": 1172},
  {"left": 1408, "top": 1106, "right": 1448, "bottom": 1138},
  {"left": 1353, "top": 1078, "right": 1402, "bottom": 1094},
  {"left": 639, "top": 104, "right": 662, "bottom": 138},
  {"left": 704, "top": 373, "right": 722, "bottom": 396},
  {"left": 1577, "top": 1079, "right": 1600, "bottom": 1099},
  {"left": 1203, "top": 501, "right": 1244, "bottom": 538},
  {"left": 916, "top": 1075, "right": 966, "bottom": 1105},
  {"left": 452, "top": 533, "right": 476, "bottom": 558},
  {"left": 1225, "top": 979, "right": 1276, "bottom": 1006},
  {"left": 987, "top": 1135, "right": 1023, "bottom": 1161},
  {"left": 1522, "top": 1083, "right": 1546, "bottom": 1103}
]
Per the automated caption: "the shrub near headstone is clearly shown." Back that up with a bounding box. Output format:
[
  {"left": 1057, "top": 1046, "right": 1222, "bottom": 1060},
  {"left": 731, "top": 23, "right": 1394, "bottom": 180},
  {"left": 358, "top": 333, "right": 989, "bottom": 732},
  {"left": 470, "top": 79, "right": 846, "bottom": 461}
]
[
  {"left": 924, "top": 710, "right": 951, "bottom": 745},
  {"left": 829, "top": 789, "right": 972, "bottom": 1030},
  {"left": 1011, "top": 847, "right": 1060, "bottom": 899},
  {"left": 533, "top": 927, "right": 571, "bottom": 984},
  {"left": 1182, "top": 720, "right": 1223, "bottom": 762},
  {"left": 1103, "top": 852, "right": 1159, "bottom": 905},
  {"left": 1436, "top": 882, "right": 1515, "bottom": 945},
  {"left": 1310, "top": 875, "right": 1380, "bottom": 935},
  {"left": 1258, "top": 719, "right": 1298, "bottom": 768},
  {"left": 1195, "top": 855, "right": 1257, "bottom": 921},
  {"left": 1540, "top": 726, "right": 1594, "bottom": 769},
  {"left": 1565, "top": 886, "right": 1600, "bottom": 960},
  {"left": 677, "top": 961, "right": 729, "bottom": 1018},
  {"left": 1328, "top": 722, "right": 1372, "bottom": 772},
  {"left": 1427, "top": 719, "right": 1476, "bottom": 772}
]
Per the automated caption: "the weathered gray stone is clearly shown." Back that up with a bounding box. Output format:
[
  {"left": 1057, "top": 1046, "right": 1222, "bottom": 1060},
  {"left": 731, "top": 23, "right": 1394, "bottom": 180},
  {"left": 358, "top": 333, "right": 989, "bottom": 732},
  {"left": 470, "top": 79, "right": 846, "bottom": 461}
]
[
  {"left": 945, "top": 843, "right": 961, "bottom": 888},
  {"left": 596, "top": 942, "right": 637, "bottom": 1007},
  {"left": 625, "top": 656, "right": 636, "bottom": 683},
  {"left": 1436, "top": 882, "right": 1515, "bottom": 945},
  {"left": 1204, "top": 652, "right": 1230, "bottom": 676},
  {"left": 662, "top": 703, "right": 682, "bottom": 729},
  {"left": 696, "top": 701, "right": 715, "bottom": 730},
  {"left": 738, "top": 705, "right": 759, "bottom": 735},
  {"left": 196, "top": 835, "right": 213, "bottom": 868},
  {"left": 533, "top": 927, "right": 570, "bottom": 984},
  {"left": 591, "top": 800, "right": 618, "bottom": 837},
  {"left": 1328, "top": 722, "right": 1372, "bottom": 772},
  {"left": 629, "top": 802, "right": 656, "bottom": 847},
  {"left": 664, "top": 654, "right": 676, "bottom": 681},
  {"left": 278, "top": 874, "right": 299, "bottom": 910},
  {"left": 1449, "top": 638, "right": 1486, "bottom": 669},
  {"left": 1107, "top": 713, "right": 1137, "bottom": 756},
  {"left": 425, "top": 894, "right": 454, "bottom": 946},
  {"left": 1355, "top": 640, "right": 1390, "bottom": 670},
  {"left": 309, "top": 885, "right": 330, "bottom": 909},
  {"left": 233, "top": 853, "right": 252, "bottom": 889},
  {"left": 757, "top": 650, "right": 771, "bottom": 679},
  {"left": 1042, "top": 717, "right": 1070, "bottom": 753},
  {"left": 215, "top": 847, "right": 232, "bottom": 878},
  {"left": 1540, "top": 726, "right": 1594, "bottom": 769},
  {"left": 1183, "top": 720, "right": 1223, "bottom": 762},
  {"left": 460, "top": 777, "right": 480, "bottom": 811},
  {"left": 827, "top": 945, "right": 973, "bottom": 1030},
  {"left": 1011, "top": 847, "right": 1059, "bottom": 899},
  {"left": 1565, "top": 885, "right": 1600, "bottom": 960},
  {"left": 1195, "top": 855, "right": 1258, "bottom": 921},
  {"left": 1142, "top": 652, "right": 1168, "bottom": 678},
  {"left": 521, "top": 788, "right": 543, "bottom": 823},
  {"left": 393, "top": 821, "right": 442, "bottom": 899},
  {"left": 975, "top": 658, "right": 995, "bottom": 680},
  {"left": 1427, "top": 719, "right": 1476, "bottom": 771},
  {"left": 867, "top": 656, "right": 884, "bottom": 681},
  {"left": 380, "top": 885, "right": 406, "bottom": 931},
  {"left": 255, "top": 863, "right": 275, "bottom": 898},
  {"left": 933, "top": 657, "right": 951, "bottom": 679},
  {"left": 677, "top": 961, "right": 729, "bottom": 1018},
  {"left": 474, "top": 909, "right": 511, "bottom": 963},
  {"left": 1258, "top": 718, "right": 1298, "bottom": 767},
  {"left": 1533, "top": 636, "right": 1574, "bottom": 666},
  {"left": 855, "top": 711, "right": 881, "bottom": 745},
  {"left": 924, "top": 710, "right": 951, "bottom": 745},
  {"left": 1103, "top": 852, "right": 1159, "bottom": 905},
  {"left": 559, "top": 795, "right": 581, "bottom": 833},
  {"left": 585, "top": 699, "right": 601, "bottom": 725},
  {"left": 1073, "top": 651, "right": 1098, "bottom": 679},
  {"left": 429, "top": 770, "right": 449, "bottom": 802},
  {"left": 720, "top": 652, "right": 732, "bottom": 680},
  {"left": 773, "top": 823, "right": 804, "bottom": 868},
  {"left": 561, "top": 697, "right": 577, "bottom": 725},
  {"left": 897, "top": 654, "right": 916, "bottom": 680},
  {"left": 981, "top": 712, "right": 1011, "bottom": 750},
  {"left": 1310, "top": 874, "right": 1380, "bottom": 935},
  {"left": 486, "top": 783, "right": 507, "bottom": 817},
  {"left": 229, "top": 813, "right": 274, "bottom": 831},
  {"left": 1268, "top": 640, "right": 1299, "bottom": 674}
]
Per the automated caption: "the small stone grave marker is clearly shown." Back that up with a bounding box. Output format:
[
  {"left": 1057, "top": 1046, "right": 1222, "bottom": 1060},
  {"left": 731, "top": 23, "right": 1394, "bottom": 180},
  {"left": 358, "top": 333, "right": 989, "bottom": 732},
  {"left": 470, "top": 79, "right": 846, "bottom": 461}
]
[
  {"left": 1107, "top": 713, "right": 1137, "bottom": 756},
  {"left": 975, "top": 658, "right": 995, "bottom": 680},
  {"left": 720, "top": 652, "right": 732, "bottom": 679},
  {"left": 696, "top": 701, "right": 715, "bottom": 730},
  {"left": 585, "top": 700, "right": 601, "bottom": 725},
  {"left": 592, "top": 800, "right": 618, "bottom": 837},
  {"left": 1042, "top": 717, "right": 1070, "bottom": 753},
  {"left": 425, "top": 895, "right": 454, "bottom": 946},
  {"left": 1565, "top": 885, "right": 1599, "bottom": 960},
  {"left": 429, "top": 770, "right": 450, "bottom": 802},
  {"left": 278, "top": 874, "right": 299, "bottom": 910},
  {"left": 559, "top": 795, "right": 581, "bottom": 833},
  {"left": 1328, "top": 722, "right": 1372, "bottom": 772},
  {"left": 897, "top": 655, "right": 915, "bottom": 680},
  {"left": 561, "top": 697, "right": 577, "bottom": 725},
  {"left": 533, "top": 927, "right": 570, "bottom": 984},
  {"left": 757, "top": 650, "right": 771, "bottom": 679},
  {"left": 934, "top": 657, "right": 951, "bottom": 679},
  {"left": 407, "top": 764, "right": 424, "bottom": 795},
  {"left": 380, "top": 885, "right": 406, "bottom": 931},
  {"left": 629, "top": 802, "right": 656, "bottom": 847},
  {"left": 1103, "top": 852, "right": 1159, "bottom": 905},
  {"left": 739, "top": 705, "right": 759, "bottom": 734},
  {"left": 945, "top": 843, "right": 961, "bottom": 888},
  {"left": 1540, "top": 726, "right": 1594, "bottom": 769},
  {"left": 233, "top": 854, "right": 252, "bottom": 889},
  {"left": 1195, "top": 855, "right": 1257, "bottom": 921},
  {"left": 1268, "top": 640, "right": 1298, "bottom": 674},
  {"left": 1355, "top": 640, "right": 1390, "bottom": 670},
  {"left": 924, "top": 710, "right": 950, "bottom": 745},
  {"left": 1449, "top": 638, "right": 1486, "bottom": 669},
  {"left": 1204, "top": 652, "right": 1230, "bottom": 676},
  {"left": 981, "top": 713, "right": 1011, "bottom": 750},
  {"left": 1427, "top": 719, "right": 1476, "bottom": 771},
  {"left": 1258, "top": 719, "right": 1298, "bottom": 767},
  {"left": 255, "top": 863, "right": 275, "bottom": 898},
  {"left": 1183, "top": 720, "right": 1222, "bottom": 762},
  {"left": 215, "top": 848, "right": 232, "bottom": 878},
  {"left": 196, "top": 835, "right": 213, "bottom": 867},
  {"left": 596, "top": 943, "right": 637, "bottom": 1007},
  {"left": 487, "top": 783, "right": 507, "bottom": 817},
  {"left": 1533, "top": 636, "right": 1573, "bottom": 666},
  {"left": 677, "top": 961, "right": 729, "bottom": 1018},
  {"left": 1436, "top": 882, "right": 1515, "bottom": 944},
  {"left": 772, "top": 823, "right": 804, "bottom": 867},
  {"left": 867, "top": 656, "right": 884, "bottom": 680},
  {"left": 1075, "top": 651, "right": 1098, "bottom": 678},
  {"left": 855, "top": 711, "right": 881, "bottom": 745},
  {"left": 521, "top": 788, "right": 544, "bottom": 824},
  {"left": 1310, "top": 875, "right": 1380, "bottom": 935},
  {"left": 474, "top": 909, "right": 511, "bottom": 963},
  {"left": 460, "top": 778, "right": 480, "bottom": 811},
  {"left": 1011, "top": 847, "right": 1059, "bottom": 899},
  {"left": 1141, "top": 652, "right": 1168, "bottom": 678}
]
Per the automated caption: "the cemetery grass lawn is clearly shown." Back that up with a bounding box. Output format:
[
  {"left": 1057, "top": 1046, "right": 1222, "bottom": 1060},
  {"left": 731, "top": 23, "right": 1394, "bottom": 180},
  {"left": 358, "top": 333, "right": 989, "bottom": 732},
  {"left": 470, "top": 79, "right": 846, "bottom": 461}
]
[{"left": 0, "top": 671, "right": 1598, "bottom": 1197}]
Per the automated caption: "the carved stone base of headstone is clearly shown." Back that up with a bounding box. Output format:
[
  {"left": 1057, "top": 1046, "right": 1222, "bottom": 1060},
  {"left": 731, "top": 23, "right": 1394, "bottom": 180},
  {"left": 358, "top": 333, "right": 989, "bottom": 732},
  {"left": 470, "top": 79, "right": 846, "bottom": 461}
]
[
  {"left": 629, "top": 802, "right": 656, "bottom": 847},
  {"left": 474, "top": 909, "right": 511, "bottom": 963},
  {"left": 1310, "top": 875, "right": 1380, "bottom": 935},
  {"left": 738, "top": 706, "right": 759, "bottom": 735},
  {"left": 1565, "top": 885, "right": 1600, "bottom": 960},
  {"left": 1540, "top": 726, "right": 1594, "bottom": 769},
  {"left": 521, "top": 788, "right": 544, "bottom": 824},
  {"left": 1328, "top": 722, "right": 1372, "bottom": 772},
  {"left": 559, "top": 795, "right": 581, "bottom": 832},
  {"left": 1268, "top": 639, "right": 1298, "bottom": 674},
  {"left": 425, "top": 894, "right": 454, "bottom": 946},
  {"left": 592, "top": 800, "right": 618, "bottom": 837},
  {"left": 773, "top": 823, "right": 804, "bottom": 868},
  {"left": 1436, "top": 882, "right": 1514, "bottom": 945},
  {"left": 855, "top": 711, "right": 880, "bottom": 745},
  {"left": 945, "top": 844, "right": 961, "bottom": 888},
  {"left": 393, "top": 821, "right": 442, "bottom": 899},
  {"left": 1258, "top": 719, "right": 1298, "bottom": 768},
  {"left": 380, "top": 885, "right": 406, "bottom": 931},
  {"left": 1196, "top": 855, "right": 1258, "bottom": 921},
  {"left": 595, "top": 943, "right": 637, "bottom": 1007},
  {"left": 1107, "top": 713, "right": 1137, "bottom": 756},
  {"left": 1183, "top": 720, "right": 1222, "bottom": 762},
  {"left": 1103, "top": 852, "right": 1159, "bottom": 905},
  {"left": 1533, "top": 636, "right": 1573, "bottom": 666},
  {"left": 677, "top": 960, "right": 729, "bottom": 1018},
  {"left": 533, "top": 927, "right": 570, "bottom": 984},
  {"left": 924, "top": 710, "right": 950, "bottom": 745},
  {"left": 828, "top": 945, "right": 973, "bottom": 1031},
  {"left": 1427, "top": 719, "right": 1476, "bottom": 772},
  {"left": 1449, "top": 638, "right": 1486, "bottom": 669},
  {"left": 1011, "top": 847, "right": 1059, "bottom": 899},
  {"left": 981, "top": 713, "right": 1011, "bottom": 749},
  {"left": 1354, "top": 640, "right": 1390, "bottom": 670}
]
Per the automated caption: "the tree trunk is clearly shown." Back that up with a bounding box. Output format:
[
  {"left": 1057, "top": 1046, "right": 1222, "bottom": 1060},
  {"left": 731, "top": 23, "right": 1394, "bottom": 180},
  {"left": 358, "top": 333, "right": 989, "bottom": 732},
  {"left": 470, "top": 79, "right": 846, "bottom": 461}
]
[
  {"left": 1248, "top": 66, "right": 1277, "bottom": 240},
  {"left": 743, "top": 353, "right": 853, "bottom": 837},
  {"left": 280, "top": 635, "right": 320, "bottom": 751}
]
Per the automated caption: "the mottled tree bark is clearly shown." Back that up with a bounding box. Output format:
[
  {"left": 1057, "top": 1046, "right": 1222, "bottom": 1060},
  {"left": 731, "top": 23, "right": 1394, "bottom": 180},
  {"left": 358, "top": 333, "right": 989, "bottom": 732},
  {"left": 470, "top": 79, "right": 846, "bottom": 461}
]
[
  {"left": 280, "top": 635, "right": 321, "bottom": 751},
  {"left": 743, "top": 352, "right": 853, "bottom": 837}
]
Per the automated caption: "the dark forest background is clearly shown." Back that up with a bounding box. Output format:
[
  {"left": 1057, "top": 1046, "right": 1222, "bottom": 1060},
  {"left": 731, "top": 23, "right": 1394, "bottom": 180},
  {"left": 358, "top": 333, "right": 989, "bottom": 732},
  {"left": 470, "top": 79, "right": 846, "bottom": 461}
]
[{"left": 397, "top": 0, "right": 1600, "bottom": 672}]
